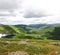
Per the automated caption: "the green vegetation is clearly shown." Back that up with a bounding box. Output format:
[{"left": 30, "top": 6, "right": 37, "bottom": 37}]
[
  {"left": 0, "top": 24, "right": 26, "bottom": 38},
  {"left": 0, "top": 39, "right": 60, "bottom": 55},
  {"left": 0, "top": 24, "right": 60, "bottom": 40},
  {"left": 0, "top": 24, "right": 60, "bottom": 55},
  {"left": 29, "top": 25, "right": 60, "bottom": 40}
]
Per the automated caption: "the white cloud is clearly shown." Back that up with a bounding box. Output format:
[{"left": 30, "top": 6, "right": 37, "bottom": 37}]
[{"left": 0, "top": 0, "right": 60, "bottom": 25}]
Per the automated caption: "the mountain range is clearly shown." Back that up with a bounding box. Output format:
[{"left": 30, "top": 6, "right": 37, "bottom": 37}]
[{"left": 0, "top": 24, "right": 60, "bottom": 39}]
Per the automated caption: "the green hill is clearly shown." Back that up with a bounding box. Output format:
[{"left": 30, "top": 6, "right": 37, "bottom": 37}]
[
  {"left": 0, "top": 24, "right": 25, "bottom": 38},
  {"left": 29, "top": 24, "right": 60, "bottom": 40},
  {"left": 14, "top": 24, "right": 60, "bottom": 39},
  {"left": 0, "top": 24, "right": 60, "bottom": 39}
]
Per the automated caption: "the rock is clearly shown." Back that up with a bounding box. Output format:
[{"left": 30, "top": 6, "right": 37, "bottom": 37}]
[{"left": 8, "top": 51, "right": 28, "bottom": 55}]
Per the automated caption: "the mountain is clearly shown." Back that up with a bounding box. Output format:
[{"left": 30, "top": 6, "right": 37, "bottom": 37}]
[
  {"left": 29, "top": 24, "right": 60, "bottom": 40},
  {"left": 28, "top": 24, "right": 60, "bottom": 28},
  {"left": 14, "top": 24, "right": 60, "bottom": 34},
  {"left": 14, "top": 24, "right": 47, "bottom": 28},
  {"left": 29, "top": 24, "right": 60, "bottom": 34},
  {"left": 14, "top": 24, "right": 58, "bottom": 28},
  {"left": 14, "top": 24, "right": 32, "bottom": 33},
  {"left": 0, "top": 24, "right": 60, "bottom": 39},
  {"left": 0, "top": 24, "right": 25, "bottom": 38},
  {"left": 28, "top": 24, "right": 48, "bottom": 28}
]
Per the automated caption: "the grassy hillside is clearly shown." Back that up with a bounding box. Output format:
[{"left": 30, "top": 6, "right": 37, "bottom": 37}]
[
  {"left": 29, "top": 24, "right": 60, "bottom": 34},
  {"left": 0, "top": 24, "right": 26, "bottom": 38},
  {"left": 15, "top": 24, "right": 60, "bottom": 34},
  {"left": 0, "top": 24, "right": 39, "bottom": 39},
  {"left": 0, "top": 39, "right": 60, "bottom": 55},
  {"left": 0, "top": 24, "right": 60, "bottom": 55},
  {"left": 0, "top": 24, "right": 60, "bottom": 39},
  {"left": 24, "top": 24, "right": 60, "bottom": 40},
  {"left": 12, "top": 24, "right": 60, "bottom": 39}
]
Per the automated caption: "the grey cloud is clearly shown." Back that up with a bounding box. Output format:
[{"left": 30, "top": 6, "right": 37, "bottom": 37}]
[
  {"left": 0, "top": 0, "right": 20, "bottom": 11},
  {"left": 23, "top": 9, "right": 48, "bottom": 18},
  {"left": 0, "top": 0, "right": 21, "bottom": 17},
  {"left": 0, "top": 14, "right": 16, "bottom": 16}
]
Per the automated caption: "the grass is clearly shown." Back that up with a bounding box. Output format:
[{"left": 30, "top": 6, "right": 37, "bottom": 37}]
[{"left": 0, "top": 39, "right": 60, "bottom": 55}]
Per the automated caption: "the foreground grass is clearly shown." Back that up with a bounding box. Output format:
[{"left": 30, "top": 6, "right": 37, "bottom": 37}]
[{"left": 0, "top": 39, "right": 60, "bottom": 55}]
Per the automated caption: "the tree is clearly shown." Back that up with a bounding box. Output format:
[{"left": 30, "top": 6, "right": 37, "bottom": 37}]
[{"left": 46, "top": 27, "right": 60, "bottom": 40}]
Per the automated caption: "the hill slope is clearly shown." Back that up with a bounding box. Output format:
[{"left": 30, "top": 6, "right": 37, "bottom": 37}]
[{"left": 0, "top": 24, "right": 25, "bottom": 36}]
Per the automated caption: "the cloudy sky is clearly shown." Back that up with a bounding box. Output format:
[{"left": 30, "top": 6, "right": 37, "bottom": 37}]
[{"left": 0, "top": 0, "right": 60, "bottom": 25}]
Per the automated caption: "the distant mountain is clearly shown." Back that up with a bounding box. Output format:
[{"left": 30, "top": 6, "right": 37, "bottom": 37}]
[
  {"left": 14, "top": 24, "right": 46, "bottom": 29},
  {"left": 28, "top": 24, "right": 48, "bottom": 28},
  {"left": 28, "top": 24, "right": 60, "bottom": 28},
  {"left": 14, "top": 24, "right": 58, "bottom": 28}
]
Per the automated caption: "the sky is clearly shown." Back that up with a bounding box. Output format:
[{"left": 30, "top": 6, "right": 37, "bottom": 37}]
[{"left": 0, "top": 0, "right": 60, "bottom": 25}]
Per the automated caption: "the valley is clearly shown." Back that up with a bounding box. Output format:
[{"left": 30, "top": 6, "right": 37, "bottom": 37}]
[{"left": 0, "top": 24, "right": 60, "bottom": 55}]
